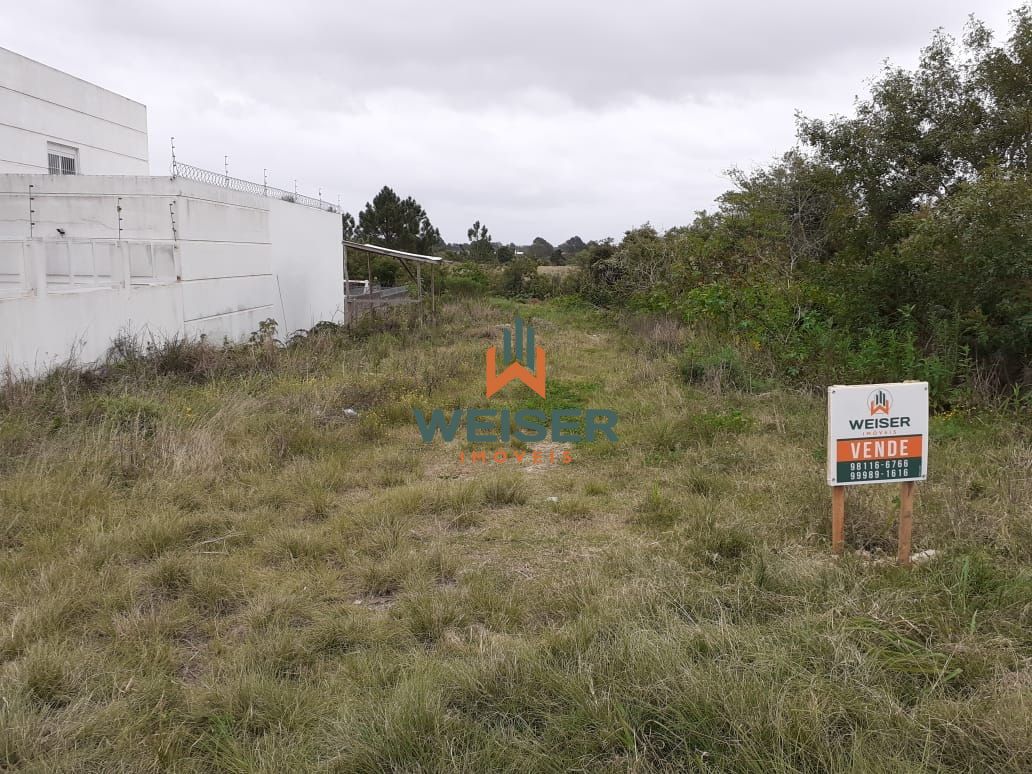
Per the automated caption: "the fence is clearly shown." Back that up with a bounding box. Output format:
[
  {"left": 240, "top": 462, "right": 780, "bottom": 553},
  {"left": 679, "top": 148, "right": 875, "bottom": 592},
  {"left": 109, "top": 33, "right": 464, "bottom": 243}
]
[{"left": 171, "top": 160, "right": 341, "bottom": 213}]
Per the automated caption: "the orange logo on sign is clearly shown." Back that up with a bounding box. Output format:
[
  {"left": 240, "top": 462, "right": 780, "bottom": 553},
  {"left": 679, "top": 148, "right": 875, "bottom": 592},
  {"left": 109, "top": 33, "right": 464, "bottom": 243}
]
[
  {"left": 868, "top": 388, "right": 891, "bottom": 415},
  {"left": 486, "top": 316, "right": 546, "bottom": 398}
]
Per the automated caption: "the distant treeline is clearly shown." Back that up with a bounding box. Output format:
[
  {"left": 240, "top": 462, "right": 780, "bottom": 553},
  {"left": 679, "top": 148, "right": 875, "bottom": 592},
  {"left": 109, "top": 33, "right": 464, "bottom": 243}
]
[{"left": 441, "top": 235, "right": 588, "bottom": 265}]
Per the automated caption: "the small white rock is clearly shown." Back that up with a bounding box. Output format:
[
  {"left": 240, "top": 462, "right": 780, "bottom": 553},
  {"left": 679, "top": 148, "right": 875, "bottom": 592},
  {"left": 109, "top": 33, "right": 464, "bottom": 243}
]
[
  {"left": 546, "top": 496, "right": 559, "bottom": 503},
  {"left": 343, "top": 408, "right": 360, "bottom": 418},
  {"left": 911, "top": 549, "right": 938, "bottom": 564}
]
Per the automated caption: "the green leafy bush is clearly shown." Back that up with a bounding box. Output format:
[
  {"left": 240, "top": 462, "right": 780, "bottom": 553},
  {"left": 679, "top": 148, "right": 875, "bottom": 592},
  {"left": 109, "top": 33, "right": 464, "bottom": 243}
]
[{"left": 567, "top": 11, "right": 1032, "bottom": 406}]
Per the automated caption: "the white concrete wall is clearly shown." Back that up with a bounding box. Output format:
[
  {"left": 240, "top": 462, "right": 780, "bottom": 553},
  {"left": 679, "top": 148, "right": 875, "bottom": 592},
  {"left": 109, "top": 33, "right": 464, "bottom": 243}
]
[
  {"left": 0, "top": 174, "right": 344, "bottom": 376},
  {"left": 268, "top": 197, "right": 344, "bottom": 334},
  {"left": 0, "top": 47, "right": 148, "bottom": 175},
  {"left": 0, "top": 240, "right": 183, "bottom": 374}
]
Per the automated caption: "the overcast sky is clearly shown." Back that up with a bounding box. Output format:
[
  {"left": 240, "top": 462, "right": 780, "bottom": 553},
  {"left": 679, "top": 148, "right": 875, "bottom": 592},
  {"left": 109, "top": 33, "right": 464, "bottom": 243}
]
[{"left": 1, "top": 1, "right": 1021, "bottom": 244}]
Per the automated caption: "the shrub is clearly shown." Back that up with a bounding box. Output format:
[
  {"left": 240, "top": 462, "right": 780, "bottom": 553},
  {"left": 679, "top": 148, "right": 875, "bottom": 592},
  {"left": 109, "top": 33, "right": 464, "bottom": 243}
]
[
  {"left": 440, "top": 262, "right": 490, "bottom": 297},
  {"left": 494, "top": 257, "right": 539, "bottom": 298},
  {"left": 481, "top": 474, "right": 527, "bottom": 506}
]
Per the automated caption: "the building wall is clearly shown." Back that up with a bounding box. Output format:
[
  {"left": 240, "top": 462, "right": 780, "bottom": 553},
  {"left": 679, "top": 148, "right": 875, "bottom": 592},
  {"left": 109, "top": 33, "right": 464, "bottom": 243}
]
[
  {"left": 0, "top": 174, "right": 344, "bottom": 376},
  {"left": 0, "top": 240, "right": 184, "bottom": 374},
  {"left": 268, "top": 197, "right": 345, "bottom": 335},
  {"left": 0, "top": 47, "right": 149, "bottom": 175}
]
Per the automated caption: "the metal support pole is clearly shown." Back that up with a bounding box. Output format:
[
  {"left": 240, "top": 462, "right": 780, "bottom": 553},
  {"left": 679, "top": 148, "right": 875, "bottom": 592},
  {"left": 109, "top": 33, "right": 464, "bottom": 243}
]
[{"left": 343, "top": 242, "right": 351, "bottom": 327}]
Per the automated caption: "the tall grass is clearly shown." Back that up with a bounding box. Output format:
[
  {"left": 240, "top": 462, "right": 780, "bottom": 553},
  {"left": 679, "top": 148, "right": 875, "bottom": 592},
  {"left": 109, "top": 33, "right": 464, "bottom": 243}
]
[{"left": 0, "top": 299, "right": 1029, "bottom": 771}]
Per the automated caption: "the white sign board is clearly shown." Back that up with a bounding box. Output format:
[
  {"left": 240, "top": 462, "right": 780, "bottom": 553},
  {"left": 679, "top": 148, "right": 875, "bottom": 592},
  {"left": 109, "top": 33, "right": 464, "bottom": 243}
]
[{"left": 827, "top": 382, "right": 928, "bottom": 486}]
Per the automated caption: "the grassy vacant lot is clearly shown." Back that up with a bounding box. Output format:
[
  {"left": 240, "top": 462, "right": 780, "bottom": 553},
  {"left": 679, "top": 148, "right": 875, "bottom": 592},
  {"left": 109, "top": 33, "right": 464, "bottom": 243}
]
[{"left": 1, "top": 299, "right": 1030, "bottom": 772}]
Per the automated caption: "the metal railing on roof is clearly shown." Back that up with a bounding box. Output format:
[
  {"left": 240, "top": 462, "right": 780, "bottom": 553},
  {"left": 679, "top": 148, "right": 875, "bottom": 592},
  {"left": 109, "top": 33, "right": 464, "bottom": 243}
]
[{"left": 171, "top": 160, "right": 341, "bottom": 213}]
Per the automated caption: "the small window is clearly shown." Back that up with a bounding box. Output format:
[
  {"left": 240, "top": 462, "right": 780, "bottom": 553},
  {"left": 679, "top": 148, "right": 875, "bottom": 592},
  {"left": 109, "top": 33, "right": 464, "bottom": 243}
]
[{"left": 47, "top": 143, "right": 78, "bottom": 175}]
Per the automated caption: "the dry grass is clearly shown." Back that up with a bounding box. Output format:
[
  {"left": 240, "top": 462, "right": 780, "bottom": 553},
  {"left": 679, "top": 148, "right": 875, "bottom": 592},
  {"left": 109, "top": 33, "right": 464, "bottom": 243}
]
[{"left": 0, "top": 298, "right": 1030, "bottom": 771}]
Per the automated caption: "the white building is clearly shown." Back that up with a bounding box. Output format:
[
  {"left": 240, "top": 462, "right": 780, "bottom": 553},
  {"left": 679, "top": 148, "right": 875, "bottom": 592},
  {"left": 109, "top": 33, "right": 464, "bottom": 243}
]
[
  {"left": 0, "top": 47, "right": 149, "bottom": 176},
  {"left": 0, "top": 47, "right": 345, "bottom": 376}
]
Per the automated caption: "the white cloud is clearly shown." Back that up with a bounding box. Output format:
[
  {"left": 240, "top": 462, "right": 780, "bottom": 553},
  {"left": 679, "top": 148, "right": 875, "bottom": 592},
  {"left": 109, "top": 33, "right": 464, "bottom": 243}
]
[{"left": 0, "top": 1, "right": 1020, "bottom": 242}]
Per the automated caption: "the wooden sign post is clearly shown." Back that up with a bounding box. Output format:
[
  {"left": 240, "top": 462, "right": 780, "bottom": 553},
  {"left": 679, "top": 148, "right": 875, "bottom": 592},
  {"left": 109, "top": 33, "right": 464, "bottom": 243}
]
[
  {"left": 827, "top": 382, "right": 928, "bottom": 566},
  {"left": 831, "top": 485, "right": 845, "bottom": 556},
  {"left": 898, "top": 481, "right": 914, "bottom": 566}
]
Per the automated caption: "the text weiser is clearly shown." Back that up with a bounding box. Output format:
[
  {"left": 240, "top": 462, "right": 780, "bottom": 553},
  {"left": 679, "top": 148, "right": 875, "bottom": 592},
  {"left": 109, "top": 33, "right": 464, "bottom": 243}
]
[
  {"left": 848, "top": 416, "right": 911, "bottom": 430},
  {"left": 414, "top": 317, "right": 619, "bottom": 461},
  {"left": 827, "top": 383, "right": 928, "bottom": 486},
  {"left": 415, "top": 408, "right": 618, "bottom": 444}
]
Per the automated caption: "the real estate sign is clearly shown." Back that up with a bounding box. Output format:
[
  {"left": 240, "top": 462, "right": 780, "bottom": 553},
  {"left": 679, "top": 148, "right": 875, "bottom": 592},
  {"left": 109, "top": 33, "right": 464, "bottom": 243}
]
[{"left": 827, "top": 382, "right": 928, "bottom": 486}]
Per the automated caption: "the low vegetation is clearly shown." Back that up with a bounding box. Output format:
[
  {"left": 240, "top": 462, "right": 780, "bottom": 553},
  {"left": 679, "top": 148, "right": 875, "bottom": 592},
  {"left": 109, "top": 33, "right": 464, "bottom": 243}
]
[{"left": 1, "top": 300, "right": 1029, "bottom": 771}]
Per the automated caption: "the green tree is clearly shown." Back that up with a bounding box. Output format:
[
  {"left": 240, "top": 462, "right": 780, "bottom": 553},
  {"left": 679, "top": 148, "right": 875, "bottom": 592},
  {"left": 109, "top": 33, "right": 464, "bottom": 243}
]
[
  {"left": 566, "top": 8, "right": 1032, "bottom": 397},
  {"left": 526, "top": 237, "right": 555, "bottom": 260},
  {"left": 717, "top": 150, "right": 854, "bottom": 279},
  {"left": 356, "top": 186, "right": 442, "bottom": 254},
  {"left": 886, "top": 172, "right": 1032, "bottom": 380},
  {"left": 558, "top": 236, "right": 587, "bottom": 255},
  {"left": 467, "top": 220, "right": 494, "bottom": 262},
  {"left": 496, "top": 256, "right": 539, "bottom": 298},
  {"left": 798, "top": 8, "right": 1032, "bottom": 237},
  {"left": 341, "top": 212, "right": 356, "bottom": 240}
]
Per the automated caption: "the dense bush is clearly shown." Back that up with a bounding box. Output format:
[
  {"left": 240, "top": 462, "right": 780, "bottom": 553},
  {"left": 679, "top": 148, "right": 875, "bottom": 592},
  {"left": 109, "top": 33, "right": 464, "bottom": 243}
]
[
  {"left": 888, "top": 173, "right": 1031, "bottom": 384},
  {"left": 439, "top": 261, "right": 491, "bottom": 297},
  {"left": 566, "top": 9, "right": 1032, "bottom": 406}
]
